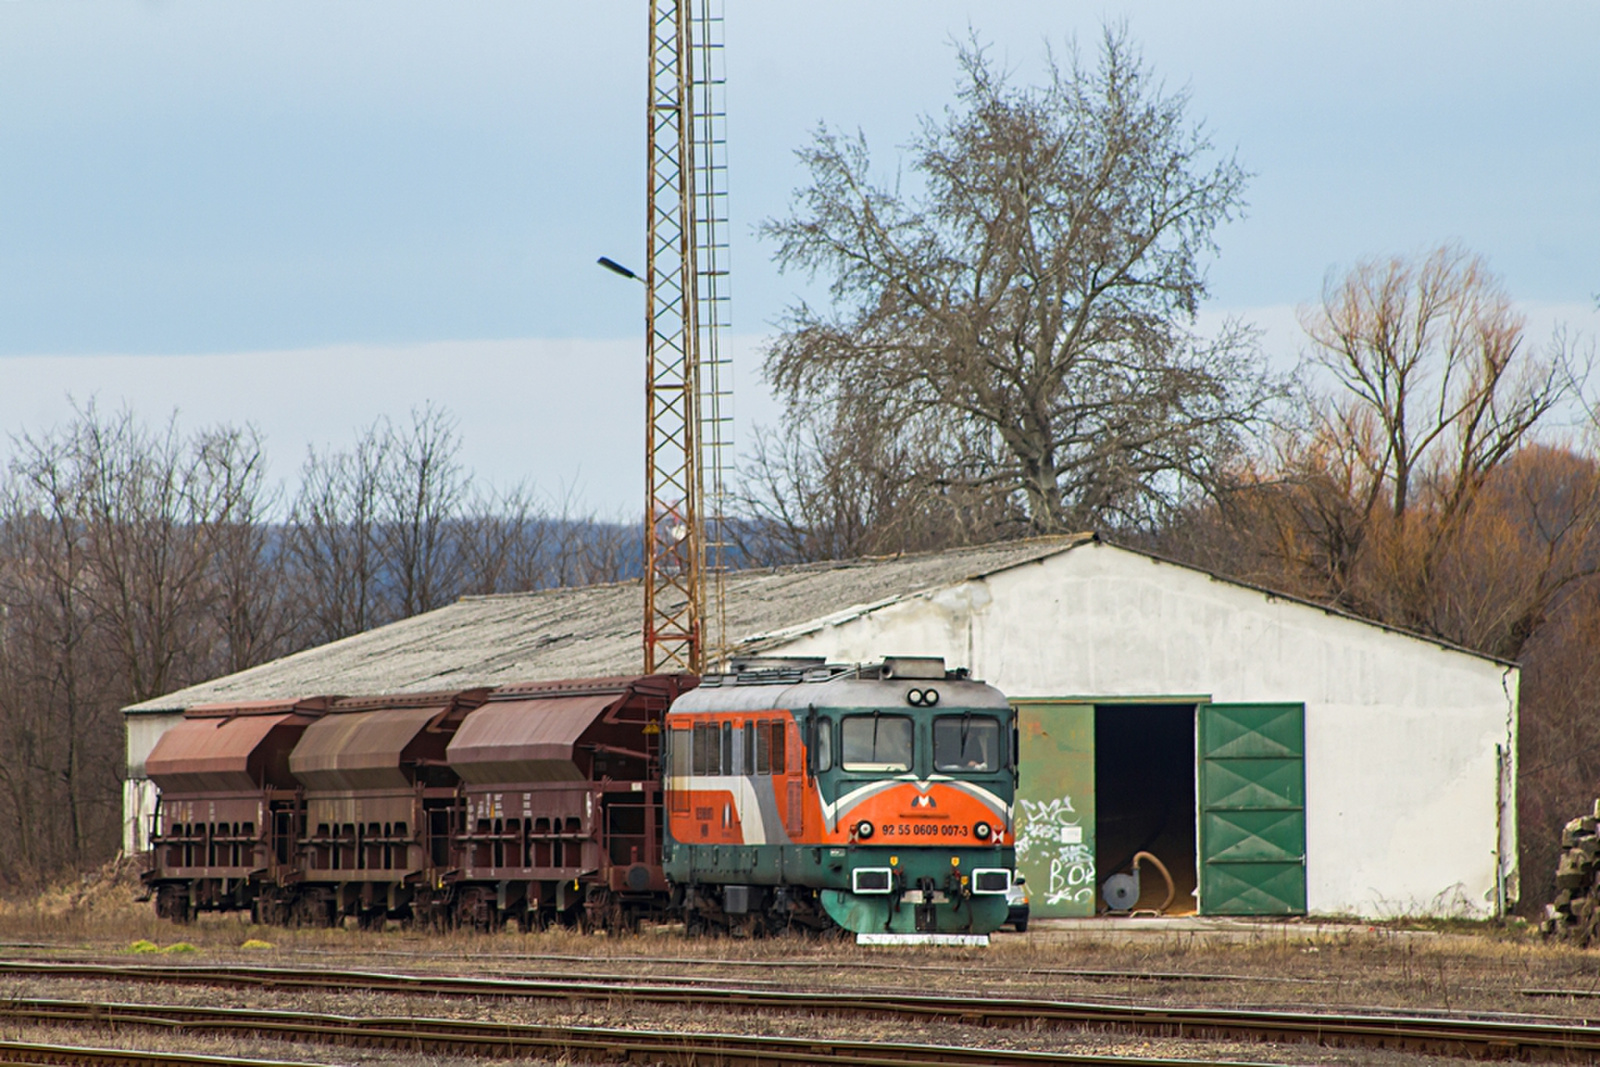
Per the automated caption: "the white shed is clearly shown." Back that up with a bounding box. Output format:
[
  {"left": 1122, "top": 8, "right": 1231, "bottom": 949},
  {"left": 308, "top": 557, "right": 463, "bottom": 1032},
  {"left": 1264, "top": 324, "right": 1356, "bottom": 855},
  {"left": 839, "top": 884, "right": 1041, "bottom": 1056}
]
[{"left": 123, "top": 534, "right": 1517, "bottom": 919}]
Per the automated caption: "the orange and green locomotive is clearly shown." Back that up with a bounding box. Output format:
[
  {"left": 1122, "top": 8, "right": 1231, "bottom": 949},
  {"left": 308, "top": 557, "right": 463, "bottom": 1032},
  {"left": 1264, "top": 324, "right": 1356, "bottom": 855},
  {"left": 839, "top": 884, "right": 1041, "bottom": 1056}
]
[{"left": 663, "top": 656, "right": 1017, "bottom": 936}]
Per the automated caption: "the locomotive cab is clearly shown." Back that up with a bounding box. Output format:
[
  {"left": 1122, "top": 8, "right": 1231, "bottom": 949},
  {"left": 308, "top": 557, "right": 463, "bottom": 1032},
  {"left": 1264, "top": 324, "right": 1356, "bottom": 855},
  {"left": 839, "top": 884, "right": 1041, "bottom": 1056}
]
[{"left": 663, "top": 657, "right": 1016, "bottom": 936}]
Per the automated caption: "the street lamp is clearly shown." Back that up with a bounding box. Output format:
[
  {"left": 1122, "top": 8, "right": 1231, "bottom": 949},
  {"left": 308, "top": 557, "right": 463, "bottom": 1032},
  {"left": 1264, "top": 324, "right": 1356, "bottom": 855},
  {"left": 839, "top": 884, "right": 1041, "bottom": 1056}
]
[{"left": 597, "top": 256, "right": 643, "bottom": 282}]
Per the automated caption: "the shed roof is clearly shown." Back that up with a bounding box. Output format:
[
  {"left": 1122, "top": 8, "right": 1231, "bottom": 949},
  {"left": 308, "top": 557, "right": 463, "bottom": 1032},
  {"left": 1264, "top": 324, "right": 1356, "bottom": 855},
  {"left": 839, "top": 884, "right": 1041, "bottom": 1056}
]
[
  {"left": 123, "top": 531, "right": 1512, "bottom": 719},
  {"left": 125, "top": 535, "right": 1094, "bottom": 714}
]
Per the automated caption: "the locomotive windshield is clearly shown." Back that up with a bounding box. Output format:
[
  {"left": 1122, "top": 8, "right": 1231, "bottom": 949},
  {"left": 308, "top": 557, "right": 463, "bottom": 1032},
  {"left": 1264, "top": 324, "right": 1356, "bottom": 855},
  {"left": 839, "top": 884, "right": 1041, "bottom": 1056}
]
[
  {"left": 933, "top": 714, "right": 1002, "bottom": 772},
  {"left": 840, "top": 713, "right": 912, "bottom": 772}
]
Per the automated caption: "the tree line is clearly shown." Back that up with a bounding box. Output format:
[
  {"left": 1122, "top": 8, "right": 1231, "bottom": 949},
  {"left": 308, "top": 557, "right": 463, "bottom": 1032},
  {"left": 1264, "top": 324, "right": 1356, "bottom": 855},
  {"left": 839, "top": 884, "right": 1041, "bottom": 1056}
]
[{"left": 0, "top": 404, "right": 633, "bottom": 887}]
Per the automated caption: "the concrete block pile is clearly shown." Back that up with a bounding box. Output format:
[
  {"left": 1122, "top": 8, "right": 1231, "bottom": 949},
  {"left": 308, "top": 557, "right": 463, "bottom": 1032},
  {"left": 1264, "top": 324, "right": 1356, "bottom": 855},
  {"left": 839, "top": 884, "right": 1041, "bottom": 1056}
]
[{"left": 1544, "top": 799, "right": 1600, "bottom": 945}]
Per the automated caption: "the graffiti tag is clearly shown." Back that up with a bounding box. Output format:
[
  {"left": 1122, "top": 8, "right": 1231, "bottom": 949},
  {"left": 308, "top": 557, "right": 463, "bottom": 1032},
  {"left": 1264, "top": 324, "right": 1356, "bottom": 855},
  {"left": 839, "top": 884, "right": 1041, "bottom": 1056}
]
[{"left": 1016, "top": 795, "right": 1095, "bottom": 907}]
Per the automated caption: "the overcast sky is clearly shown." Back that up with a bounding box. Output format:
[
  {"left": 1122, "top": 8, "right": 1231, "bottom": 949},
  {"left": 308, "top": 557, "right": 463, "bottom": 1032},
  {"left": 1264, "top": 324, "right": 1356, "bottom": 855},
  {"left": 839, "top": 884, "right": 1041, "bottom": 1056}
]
[{"left": 2, "top": 1, "right": 1596, "bottom": 511}]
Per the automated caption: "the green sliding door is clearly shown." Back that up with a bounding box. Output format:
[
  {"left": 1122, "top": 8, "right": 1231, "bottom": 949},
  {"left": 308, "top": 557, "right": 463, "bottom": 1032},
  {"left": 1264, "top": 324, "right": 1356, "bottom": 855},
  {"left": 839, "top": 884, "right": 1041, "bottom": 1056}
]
[
  {"left": 1198, "top": 703, "right": 1306, "bottom": 915},
  {"left": 1014, "top": 703, "right": 1095, "bottom": 917}
]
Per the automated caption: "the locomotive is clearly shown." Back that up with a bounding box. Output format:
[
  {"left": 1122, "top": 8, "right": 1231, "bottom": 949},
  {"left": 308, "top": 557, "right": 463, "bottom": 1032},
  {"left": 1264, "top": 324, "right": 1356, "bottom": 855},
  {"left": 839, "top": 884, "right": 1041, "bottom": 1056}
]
[
  {"left": 141, "top": 657, "right": 1016, "bottom": 936},
  {"left": 665, "top": 657, "right": 1017, "bottom": 935}
]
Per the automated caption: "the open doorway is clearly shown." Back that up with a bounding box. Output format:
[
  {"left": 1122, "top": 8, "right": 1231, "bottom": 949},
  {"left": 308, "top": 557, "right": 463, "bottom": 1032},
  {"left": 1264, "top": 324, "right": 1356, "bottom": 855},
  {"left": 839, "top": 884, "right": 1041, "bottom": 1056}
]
[{"left": 1094, "top": 705, "right": 1198, "bottom": 915}]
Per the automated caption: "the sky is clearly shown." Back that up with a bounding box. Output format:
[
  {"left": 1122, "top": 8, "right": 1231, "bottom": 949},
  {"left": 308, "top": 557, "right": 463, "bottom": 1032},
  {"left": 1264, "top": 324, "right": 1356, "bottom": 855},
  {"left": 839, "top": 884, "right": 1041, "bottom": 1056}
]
[{"left": 1, "top": 1, "right": 1597, "bottom": 512}]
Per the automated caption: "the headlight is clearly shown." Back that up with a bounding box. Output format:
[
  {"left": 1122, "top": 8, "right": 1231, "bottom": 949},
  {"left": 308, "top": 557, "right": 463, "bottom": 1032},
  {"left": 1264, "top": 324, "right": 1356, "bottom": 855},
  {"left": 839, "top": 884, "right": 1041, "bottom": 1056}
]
[
  {"left": 974, "top": 821, "right": 992, "bottom": 840},
  {"left": 855, "top": 820, "right": 875, "bottom": 839}
]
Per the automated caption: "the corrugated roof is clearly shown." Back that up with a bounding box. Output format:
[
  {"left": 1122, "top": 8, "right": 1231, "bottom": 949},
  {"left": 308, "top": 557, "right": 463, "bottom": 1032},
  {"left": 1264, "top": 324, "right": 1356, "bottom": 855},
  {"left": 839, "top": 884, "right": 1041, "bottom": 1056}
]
[{"left": 124, "top": 534, "right": 1095, "bottom": 714}]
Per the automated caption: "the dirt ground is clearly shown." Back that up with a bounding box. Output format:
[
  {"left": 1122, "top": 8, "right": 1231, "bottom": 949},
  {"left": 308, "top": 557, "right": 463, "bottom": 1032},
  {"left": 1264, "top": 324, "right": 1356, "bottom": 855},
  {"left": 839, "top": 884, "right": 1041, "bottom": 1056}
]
[{"left": 3, "top": 869, "right": 1598, "bottom": 1065}]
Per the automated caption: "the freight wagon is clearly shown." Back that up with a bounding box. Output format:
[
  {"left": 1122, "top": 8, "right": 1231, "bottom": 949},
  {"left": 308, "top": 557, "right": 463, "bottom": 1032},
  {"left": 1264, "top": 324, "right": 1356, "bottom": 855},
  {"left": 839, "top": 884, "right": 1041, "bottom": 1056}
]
[{"left": 142, "top": 658, "right": 1016, "bottom": 936}]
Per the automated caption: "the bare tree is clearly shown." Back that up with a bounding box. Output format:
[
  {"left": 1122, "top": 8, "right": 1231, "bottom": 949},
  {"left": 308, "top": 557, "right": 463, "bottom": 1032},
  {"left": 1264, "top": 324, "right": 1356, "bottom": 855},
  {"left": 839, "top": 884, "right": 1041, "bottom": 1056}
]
[
  {"left": 1301, "top": 244, "right": 1570, "bottom": 524},
  {"left": 72, "top": 410, "right": 237, "bottom": 703},
  {"left": 758, "top": 27, "right": 1280, "bottom": 540},
  {"left": 0, "top": 400, "right": 640, "bottom": 887},
  {"left": 456, "top": 483, "right": 550, "bottom": 596},
  {"left": 545, "top": 486, "right": 635, "bottom": 588},
  {"left": 736, "top": 403, "right": 1016, "bottom": 564},
  {"left": 286, "top": 422, "right": 393, "bottom": 643},
  {"left": 0, "top": 441, "right": 105, "bottom": 874},
  {"left": 0, "top": 405, "right": 273, "bottom": 882},
  {"left": 200, "top": 427, "right": 294, "bottom": 675},
  {"left": 1290, "top": 244, "right": 1587, "bottom": 636},
  {"left": 381, "top": 405, "right": 468, "bottom": 617}
]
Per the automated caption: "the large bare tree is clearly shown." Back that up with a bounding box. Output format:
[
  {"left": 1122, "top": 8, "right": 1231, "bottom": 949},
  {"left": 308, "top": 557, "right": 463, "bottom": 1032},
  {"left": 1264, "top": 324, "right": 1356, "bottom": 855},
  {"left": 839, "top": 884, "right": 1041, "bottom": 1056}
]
[
  {"left": 1286, "top": 244, "right": 1588, "bottom": 639},
  {"left": 759, "top": 27, "right": 1279, "bottom": 538}
]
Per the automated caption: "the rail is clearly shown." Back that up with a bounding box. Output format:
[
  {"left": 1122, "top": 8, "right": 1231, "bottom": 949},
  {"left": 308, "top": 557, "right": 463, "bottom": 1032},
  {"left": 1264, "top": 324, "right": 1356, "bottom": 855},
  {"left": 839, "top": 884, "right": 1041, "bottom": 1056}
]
[
  {"left": 0, "top": 998, "right": 1260, "bottom": 1067},
  {"left": 0, "top": 941, "right": 1343, "bottom": 985},
  {"left": 0, "top": 1039, "right": 320, "bottom": 1067},
  {"left": 1, "top": 960, "right": 1598, "bottom": 1060}
]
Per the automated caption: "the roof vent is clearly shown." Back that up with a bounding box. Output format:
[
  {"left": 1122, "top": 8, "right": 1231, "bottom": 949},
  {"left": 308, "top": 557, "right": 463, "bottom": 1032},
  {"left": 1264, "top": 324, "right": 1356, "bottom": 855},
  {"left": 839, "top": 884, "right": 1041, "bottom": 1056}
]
[
  {"left": 729, "top": 656, "right": 826, "bottom": 672},
  {"left": 879, "top": 656, "right": 946, "bottom": 680}
]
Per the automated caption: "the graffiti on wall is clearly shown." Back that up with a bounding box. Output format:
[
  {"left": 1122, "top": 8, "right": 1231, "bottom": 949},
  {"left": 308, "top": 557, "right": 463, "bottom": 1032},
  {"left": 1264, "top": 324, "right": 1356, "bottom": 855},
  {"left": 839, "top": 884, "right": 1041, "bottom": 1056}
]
[{"left": 1016, "top": 795, "right": 1095, "bottom": 907}]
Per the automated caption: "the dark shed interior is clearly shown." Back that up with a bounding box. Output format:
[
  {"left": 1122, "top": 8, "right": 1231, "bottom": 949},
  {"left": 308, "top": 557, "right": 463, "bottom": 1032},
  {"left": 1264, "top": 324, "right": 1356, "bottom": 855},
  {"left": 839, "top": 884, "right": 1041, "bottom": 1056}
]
[{"left": 1094, "top": 705, "right": 1198, "bottom": 915}]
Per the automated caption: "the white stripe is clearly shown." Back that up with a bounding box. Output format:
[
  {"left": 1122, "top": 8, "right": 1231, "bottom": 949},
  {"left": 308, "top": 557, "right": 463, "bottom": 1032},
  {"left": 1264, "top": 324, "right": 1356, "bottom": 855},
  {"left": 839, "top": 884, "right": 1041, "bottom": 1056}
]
[{"left": 666, "top": 775, "right": 770, "bottom": 844}]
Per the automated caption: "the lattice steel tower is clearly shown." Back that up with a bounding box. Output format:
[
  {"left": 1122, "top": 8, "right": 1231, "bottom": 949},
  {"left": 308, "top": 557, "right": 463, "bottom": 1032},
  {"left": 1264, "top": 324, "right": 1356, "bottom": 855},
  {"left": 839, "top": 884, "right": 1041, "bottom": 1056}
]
[{"left": 643, "top": 0, "right": 730, "bottom": 674}]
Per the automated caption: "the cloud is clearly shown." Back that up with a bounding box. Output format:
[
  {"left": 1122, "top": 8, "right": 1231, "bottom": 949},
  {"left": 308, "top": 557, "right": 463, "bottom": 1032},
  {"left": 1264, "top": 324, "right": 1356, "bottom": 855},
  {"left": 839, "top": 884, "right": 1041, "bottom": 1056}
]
[{"left": 0, "top": 335, "right": 783, "bottom": 515}]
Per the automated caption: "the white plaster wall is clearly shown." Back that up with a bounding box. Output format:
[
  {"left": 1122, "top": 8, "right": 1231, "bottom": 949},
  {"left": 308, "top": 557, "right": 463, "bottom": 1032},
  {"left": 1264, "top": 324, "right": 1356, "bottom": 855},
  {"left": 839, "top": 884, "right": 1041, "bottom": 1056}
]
[
  {"left": 123, "top": 711, "right": 183, "bottom": 855},
  {"left": 123, "top": 777, "right": 158, "bottom": 855},
  {"left": 767, "top": 541, "right": 1518, "bottom": 918}
]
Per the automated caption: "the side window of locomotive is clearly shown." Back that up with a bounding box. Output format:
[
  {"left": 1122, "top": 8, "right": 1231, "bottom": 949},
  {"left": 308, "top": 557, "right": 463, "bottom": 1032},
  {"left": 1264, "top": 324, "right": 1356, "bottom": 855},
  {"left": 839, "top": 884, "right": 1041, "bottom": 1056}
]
[
  {"left": 693, "top": 722, "right": 719, "bottom": 776},
  {"left": 670, "top": 725, "right": 691, "bottom": 778},
  {"left": 813, "top": 716, "right": 833, "bottom": 772},
  {"left": 933, "top": 715, "right": 1001, "bottom": 772},
  {"left": 721, "top": 722, "right": 733, "bottom": 774},
  {"left": 771, "top": 719, "right": 787, "bottom": 773},
  {"left": 840, "top": 714, "right": 913, "bottom": 773}
]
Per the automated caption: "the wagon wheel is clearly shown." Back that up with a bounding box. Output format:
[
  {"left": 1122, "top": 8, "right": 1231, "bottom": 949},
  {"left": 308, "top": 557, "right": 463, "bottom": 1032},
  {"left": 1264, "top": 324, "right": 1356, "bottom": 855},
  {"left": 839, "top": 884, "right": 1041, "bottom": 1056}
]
[
  {"left": 252, "top": 890, "right": 290, "bottom": 927},
  {"left": 155, "top": 885, "right": 191, "bottom": 924},
  {"left": 455, "top": 887, "right": 498, "bottom": 933},
  {"left": 580, "top": 886, "right": 627, "bottom": 935},
  {"left": 290, "top": 892, "right": 336, "bottom": 929},
  {"left": 408, "top": 894, "right": 451, "bottom": 933}
]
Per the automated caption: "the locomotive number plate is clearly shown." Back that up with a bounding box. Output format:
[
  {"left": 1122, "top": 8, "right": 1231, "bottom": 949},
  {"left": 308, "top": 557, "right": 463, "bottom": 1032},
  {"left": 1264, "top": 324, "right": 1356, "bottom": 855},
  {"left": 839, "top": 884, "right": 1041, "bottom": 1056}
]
[{"left": 880, "top": 823, "right": 970, "bottom": 839}]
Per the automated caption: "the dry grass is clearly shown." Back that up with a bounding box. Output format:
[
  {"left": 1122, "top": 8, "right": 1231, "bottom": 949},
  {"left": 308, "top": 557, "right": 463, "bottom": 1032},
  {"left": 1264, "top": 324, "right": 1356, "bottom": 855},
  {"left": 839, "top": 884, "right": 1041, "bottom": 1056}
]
[
  {"left": 9, "top": 871, "right": 1600, "bottom": 1031},
  {"left": 0, "top": 856, "right": 169, "bottom": 945}
]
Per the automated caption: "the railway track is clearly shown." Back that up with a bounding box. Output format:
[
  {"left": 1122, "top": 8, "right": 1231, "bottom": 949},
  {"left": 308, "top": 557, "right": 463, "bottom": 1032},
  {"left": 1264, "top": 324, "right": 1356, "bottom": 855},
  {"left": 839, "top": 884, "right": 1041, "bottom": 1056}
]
[
  {"left": 0, "top": 999, "right": 1260, "bottom": 1067},
  {"left": 326, "top": 947, "right": 1338, "bottom": 986},
  {"left": 0, "top": 941, "right": 1338, "bottom": 988},
  {"left": 3, "top": 960, "right": 1600, "bottom": 1060},
  {"left": 0, "top": 1040, "right": 319, "bottom": 1067}
]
